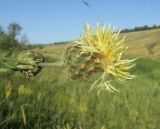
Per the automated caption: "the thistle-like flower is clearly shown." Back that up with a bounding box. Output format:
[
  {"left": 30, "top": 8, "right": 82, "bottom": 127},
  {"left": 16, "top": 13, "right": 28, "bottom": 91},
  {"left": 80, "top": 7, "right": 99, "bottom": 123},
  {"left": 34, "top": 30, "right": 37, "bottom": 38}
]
[{"left": 74, "top": 22, "right": 136, "bottom": 93}]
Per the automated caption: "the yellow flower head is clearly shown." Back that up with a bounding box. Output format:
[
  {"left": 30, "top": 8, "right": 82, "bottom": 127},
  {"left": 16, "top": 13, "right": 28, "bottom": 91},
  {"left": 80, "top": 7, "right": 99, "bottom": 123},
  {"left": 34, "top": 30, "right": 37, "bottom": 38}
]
[{"left": 76, "top": 22, "right": 136, "bottom": 93}]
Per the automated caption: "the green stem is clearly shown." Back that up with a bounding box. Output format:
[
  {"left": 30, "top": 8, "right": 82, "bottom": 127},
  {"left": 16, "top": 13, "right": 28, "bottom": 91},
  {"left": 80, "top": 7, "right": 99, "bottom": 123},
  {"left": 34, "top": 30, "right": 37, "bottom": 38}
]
[
  {"left": 37, "top": 62, "right": 63, "bottom": 68},
  {"left": 0, "top": 57, "right": 64, "bottom": 69}
]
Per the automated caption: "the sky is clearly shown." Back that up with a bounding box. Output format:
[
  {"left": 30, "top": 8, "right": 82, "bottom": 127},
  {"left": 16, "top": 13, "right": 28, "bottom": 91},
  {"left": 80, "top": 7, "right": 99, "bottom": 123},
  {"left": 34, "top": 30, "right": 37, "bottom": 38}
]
[{"left": 0, "top": 0, "right": 160, "bottom": 44}]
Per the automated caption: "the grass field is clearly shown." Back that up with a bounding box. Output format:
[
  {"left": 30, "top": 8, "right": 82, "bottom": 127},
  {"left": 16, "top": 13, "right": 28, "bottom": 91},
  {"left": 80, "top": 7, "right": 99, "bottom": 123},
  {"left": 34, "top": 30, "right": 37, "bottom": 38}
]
[{"left": 0, "top": 29, "right": 160, "bottom": 129}]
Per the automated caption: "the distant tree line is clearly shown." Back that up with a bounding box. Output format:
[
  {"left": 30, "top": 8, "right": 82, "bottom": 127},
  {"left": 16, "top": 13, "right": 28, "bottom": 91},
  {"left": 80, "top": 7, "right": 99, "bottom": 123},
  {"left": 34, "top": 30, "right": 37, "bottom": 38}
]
[
  {"left": 52, "top": 41, "right": 70, "bottom": 45},
  {"left": 0, "top": 22, "right": 29, "bottom": 50},
  {"left": 121, "top": 24, "right": 160, "bottom": 33}
]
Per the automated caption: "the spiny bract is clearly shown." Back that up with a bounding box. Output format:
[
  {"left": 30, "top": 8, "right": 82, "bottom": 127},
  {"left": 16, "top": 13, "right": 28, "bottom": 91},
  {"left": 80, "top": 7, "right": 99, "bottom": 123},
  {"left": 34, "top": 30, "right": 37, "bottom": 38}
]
[
  {"left": 64, "top": 22, "right": 136, "bottom": 93},
  {"left": 64, "top": 44, "right": 103, "bottom": 80}
]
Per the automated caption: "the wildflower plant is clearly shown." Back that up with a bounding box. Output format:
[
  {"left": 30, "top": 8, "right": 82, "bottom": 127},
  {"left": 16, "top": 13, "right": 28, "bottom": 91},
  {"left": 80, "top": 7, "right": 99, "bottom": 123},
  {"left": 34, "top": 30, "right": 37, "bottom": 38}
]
[
  {"left": 0, "top": 22, "right": 136, "bottom": 93},
  {"left": 66, "top": 22, "right": 136, "bottom": 93}
]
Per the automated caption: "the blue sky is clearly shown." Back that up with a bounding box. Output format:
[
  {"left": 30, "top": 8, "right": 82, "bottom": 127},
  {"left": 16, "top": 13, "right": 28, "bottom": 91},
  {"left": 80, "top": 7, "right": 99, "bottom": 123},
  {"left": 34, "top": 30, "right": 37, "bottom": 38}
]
[{"left": 0, "top": 0, "right": 159, "bottom": 44}]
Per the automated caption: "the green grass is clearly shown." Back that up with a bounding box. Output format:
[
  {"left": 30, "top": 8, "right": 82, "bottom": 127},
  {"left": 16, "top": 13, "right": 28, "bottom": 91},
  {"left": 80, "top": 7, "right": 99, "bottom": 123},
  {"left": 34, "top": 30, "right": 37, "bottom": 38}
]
[
  {"left": 0, "top": 29, "right": 160, "bottom": 129},
  {"left": 0, "top": 57, "right": 160, "bottom": 129}
]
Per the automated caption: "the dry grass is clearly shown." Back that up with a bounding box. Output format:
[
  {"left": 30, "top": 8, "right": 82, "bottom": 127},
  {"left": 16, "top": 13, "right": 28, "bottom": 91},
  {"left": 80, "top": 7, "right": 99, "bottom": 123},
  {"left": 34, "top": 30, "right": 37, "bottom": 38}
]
[{"left": 123, "top": 29, "right": 160, "bottom": 58}]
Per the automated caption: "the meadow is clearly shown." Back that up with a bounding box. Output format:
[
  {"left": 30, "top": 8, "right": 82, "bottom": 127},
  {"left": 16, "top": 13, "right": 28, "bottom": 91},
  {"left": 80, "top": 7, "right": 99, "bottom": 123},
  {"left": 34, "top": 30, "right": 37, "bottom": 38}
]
[{"left": 0, "top": 29, "right": 160, "bottom": 129}]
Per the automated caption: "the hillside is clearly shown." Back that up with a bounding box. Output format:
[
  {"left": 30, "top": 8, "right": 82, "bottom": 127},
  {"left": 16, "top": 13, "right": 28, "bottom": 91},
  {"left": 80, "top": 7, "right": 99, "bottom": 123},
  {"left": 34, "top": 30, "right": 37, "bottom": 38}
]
[
  {"left": 123, "top": 28, "right": 160, "bottom": 57},
  {"left": 36, "top": 28, "right": 160, "bottom": 60}
]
